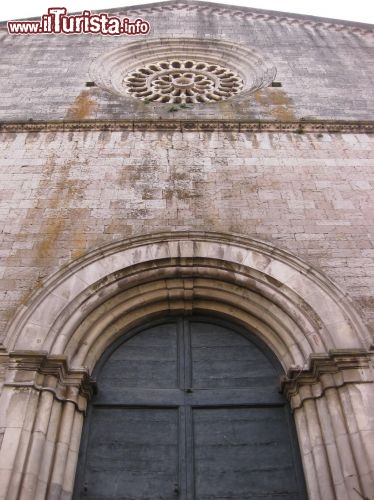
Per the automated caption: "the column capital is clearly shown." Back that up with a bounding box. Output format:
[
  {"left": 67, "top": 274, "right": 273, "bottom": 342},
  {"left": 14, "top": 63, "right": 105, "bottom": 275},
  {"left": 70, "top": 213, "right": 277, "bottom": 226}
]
[
  {"left": 281, "top": 349, "right": 374, "bottom": 411},
  {"left": 2, "top": 350, "right": 96, "bottom": 413}
]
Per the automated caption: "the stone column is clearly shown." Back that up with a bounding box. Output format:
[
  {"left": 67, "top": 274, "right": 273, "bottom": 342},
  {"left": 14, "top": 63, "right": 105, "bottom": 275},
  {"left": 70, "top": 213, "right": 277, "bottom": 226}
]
[
  {"left": 0, "top": 352, "right": 95, "bottom": 500},
  {"left": 282, "top": 349, "right": 374, "bottom": 500}
]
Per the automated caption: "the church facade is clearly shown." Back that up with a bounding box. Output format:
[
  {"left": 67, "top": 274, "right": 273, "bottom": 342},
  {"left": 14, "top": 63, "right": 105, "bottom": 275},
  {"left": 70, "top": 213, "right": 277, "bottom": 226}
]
[{"left": 0, "top": 1, "right": 373, "bottom": 498}]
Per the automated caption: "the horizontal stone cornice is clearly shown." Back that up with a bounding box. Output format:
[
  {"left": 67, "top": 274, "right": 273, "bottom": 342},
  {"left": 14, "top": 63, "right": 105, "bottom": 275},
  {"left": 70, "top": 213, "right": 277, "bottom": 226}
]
[{"left": 1, "top": 119, "right": 374, "bottom": 134}]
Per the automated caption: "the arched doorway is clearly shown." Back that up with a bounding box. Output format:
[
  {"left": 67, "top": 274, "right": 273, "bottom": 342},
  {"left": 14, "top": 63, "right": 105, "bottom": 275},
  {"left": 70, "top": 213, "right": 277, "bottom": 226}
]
[
  {"left": 74, "top": 316, "right": 307, "bottom": 499},
  {"left": 1, "top": 232, "right": 372, "bottom": 499}
]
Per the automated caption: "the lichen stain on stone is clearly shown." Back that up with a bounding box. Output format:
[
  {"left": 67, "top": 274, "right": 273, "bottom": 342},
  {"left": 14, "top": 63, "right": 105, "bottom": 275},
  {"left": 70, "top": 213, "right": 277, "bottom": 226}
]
[
  {"left": 20, "top": 276, "right": 44, "bottom": 306},
  {"left": 25, "top": 132, "right": 41, "bottom": 144},
  {"left": 35, "top": 219, "right": 65, "bottom": 258},
  {"left": 217, "top": 99, "right": 235, "bottom": 119},
  {"left": 70, "top": 236, "right": 87, "bottom": 260},
  {"left": 163, "top": 189, "right": 174, "bottom": 201},
  {"left": 171, "top": 172, "right": 189, "bottom": 181},
  {"left": 142, "top": 188, "right": 160, "bottom": 200},
  {"left": 268, "top": 89, "right": 292, "bottom": 106},
  {"left": 66, "top": 91, "right": 96, "bottom": 120},
  {"left": 28, "top": 156, "right": 66, "bottom": 261},
  {"left": 254, "top": 89, "right": 271, "bottom": 106},
  {"left": 19, "top": 151, "right": 89, "bottom": 304},
  {"left": 272, "top": 106, "right": 296, "bottom": 121},
  {"left": 28, "top": 155, "right": 70, "bottom": 260},
  {"left": 163, "top": 188, "right": 201, "bottom": 201},
  {"left": 254, "top": 88, "right": 296, "bottom": 121},
  {"left": 177, "top": 188, "right": 201, "bottom": 200}
]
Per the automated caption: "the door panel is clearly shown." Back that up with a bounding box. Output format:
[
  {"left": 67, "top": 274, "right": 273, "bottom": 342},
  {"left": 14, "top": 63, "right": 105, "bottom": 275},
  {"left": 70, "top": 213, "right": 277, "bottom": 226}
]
[
  {"left": 193, "top": 407, "right": 301, "bottom": 500},
  {"left": 98, "top": 323, "right": 179, "bottom": 391},
  {"left": 191, "top": 322, "right": 276, "bottom": 389},
  {"left": 74, "top": 317, "right": 307, "bottom": 499},
  {"left": 80, "top": 408, "right": 179, "bottom": 500}
]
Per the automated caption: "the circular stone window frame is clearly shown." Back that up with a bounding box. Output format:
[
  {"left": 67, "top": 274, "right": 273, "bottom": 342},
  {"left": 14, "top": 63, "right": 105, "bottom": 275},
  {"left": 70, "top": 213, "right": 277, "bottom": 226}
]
[{"left": 89, "top": 37, "right": 277, "bottom": 104}]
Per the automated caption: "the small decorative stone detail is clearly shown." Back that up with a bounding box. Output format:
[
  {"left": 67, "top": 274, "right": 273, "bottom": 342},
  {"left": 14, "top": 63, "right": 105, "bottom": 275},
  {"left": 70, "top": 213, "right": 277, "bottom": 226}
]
[{"left": 124, "top": 60, "right": 244, "bottom": 103}]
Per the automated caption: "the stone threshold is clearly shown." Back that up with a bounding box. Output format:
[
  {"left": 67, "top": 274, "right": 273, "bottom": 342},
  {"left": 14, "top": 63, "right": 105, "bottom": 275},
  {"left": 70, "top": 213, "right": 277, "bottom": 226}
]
[{"left": 1, "top": 119, "right": 374, "bottom": 134}]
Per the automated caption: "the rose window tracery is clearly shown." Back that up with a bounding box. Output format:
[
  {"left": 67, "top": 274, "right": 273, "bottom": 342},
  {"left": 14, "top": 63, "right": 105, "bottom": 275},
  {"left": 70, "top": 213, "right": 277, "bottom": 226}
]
[{"left": 123, "top": 60, "right": 244, "bottom": 103}]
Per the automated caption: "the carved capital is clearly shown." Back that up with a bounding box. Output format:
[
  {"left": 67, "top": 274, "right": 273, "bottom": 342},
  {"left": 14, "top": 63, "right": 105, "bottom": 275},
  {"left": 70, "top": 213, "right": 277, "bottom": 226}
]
[
  {"left": 3, "top": 351, "right": 96, "bottom": 413},
  {"left": 281, "top": 349, "right": 374, "bottom": 410}
]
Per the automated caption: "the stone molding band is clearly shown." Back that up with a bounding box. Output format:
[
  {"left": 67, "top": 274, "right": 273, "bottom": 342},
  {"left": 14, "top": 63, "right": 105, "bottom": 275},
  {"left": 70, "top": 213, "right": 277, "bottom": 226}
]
[{"left": 1, "top": 119, "right": 374, "bottom": 134}]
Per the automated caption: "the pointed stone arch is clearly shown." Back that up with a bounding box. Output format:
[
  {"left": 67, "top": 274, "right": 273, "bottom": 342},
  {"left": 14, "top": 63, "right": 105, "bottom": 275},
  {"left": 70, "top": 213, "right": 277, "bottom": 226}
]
[{"left": 0, "top": 232, "right": 373, "bottom": 499}]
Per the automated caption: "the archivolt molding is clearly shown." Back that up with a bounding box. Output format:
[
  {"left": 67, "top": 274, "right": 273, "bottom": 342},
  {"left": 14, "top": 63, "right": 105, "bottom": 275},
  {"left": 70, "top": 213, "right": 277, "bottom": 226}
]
[{"left": 4, "top": 232, "right": 371, "bottom": 374}]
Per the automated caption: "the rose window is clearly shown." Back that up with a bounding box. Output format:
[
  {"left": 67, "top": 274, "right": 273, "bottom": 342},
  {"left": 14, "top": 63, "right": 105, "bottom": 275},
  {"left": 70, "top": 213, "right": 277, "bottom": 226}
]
[
  {"left": 90, "top": 38, "right": 277, "bottom": 104},
  {"left": 123, "top": 60, "right": 244, "bottom": 103}
]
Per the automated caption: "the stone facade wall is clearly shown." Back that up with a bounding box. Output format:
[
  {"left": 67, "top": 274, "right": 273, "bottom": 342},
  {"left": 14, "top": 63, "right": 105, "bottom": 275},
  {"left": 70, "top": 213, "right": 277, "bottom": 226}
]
[
  {"left": 0, "top": 2, "right": 374, "bottom": 498},
  {"left": 1, "top": 2, "right": 374, "bottom": 122},
  {"left": 0, "top": 128, "right": 373, "bottom": 341}
]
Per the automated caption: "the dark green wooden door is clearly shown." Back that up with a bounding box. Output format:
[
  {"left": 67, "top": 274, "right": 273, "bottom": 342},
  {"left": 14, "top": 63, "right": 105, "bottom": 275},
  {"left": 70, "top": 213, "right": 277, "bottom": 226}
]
[{"left": 74, "top": 317, "right": 306, "bottom": 499}]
